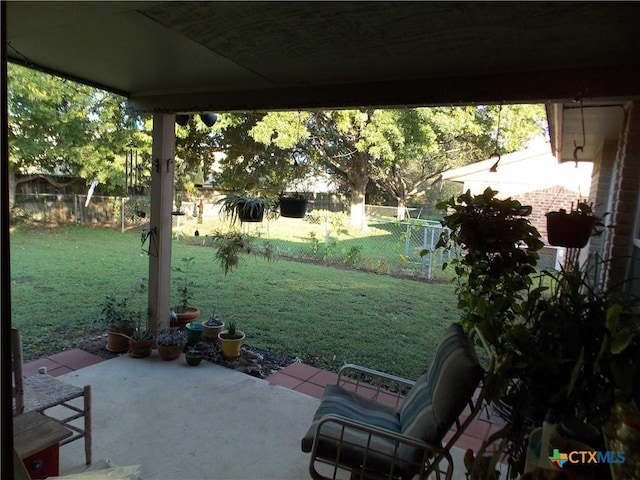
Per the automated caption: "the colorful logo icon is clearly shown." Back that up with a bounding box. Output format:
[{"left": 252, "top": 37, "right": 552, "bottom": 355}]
[{"left": 549, "top": 449, "right": 568, "bottom": 468}]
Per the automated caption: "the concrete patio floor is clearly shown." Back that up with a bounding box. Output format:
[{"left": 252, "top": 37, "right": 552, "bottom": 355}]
[{"left": 30, "top": 350, "right": 483, "bottom": 479}]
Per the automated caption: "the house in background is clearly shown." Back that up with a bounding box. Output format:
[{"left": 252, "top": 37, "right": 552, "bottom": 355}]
[
  {"left": 441, "top": 142, "right": 594, "bottom": 269},
  {"left": 441, "top": 143, "right": 594, "bottom": 240}
]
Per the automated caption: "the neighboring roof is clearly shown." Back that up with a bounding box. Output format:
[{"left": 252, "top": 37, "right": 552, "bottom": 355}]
[
  {"left": 442, "top": 143, "right": 593, "bottom": 198},
  {"left": 6, "top": 2, "right": 640, "bottom": 113},
  {"left": 441, "top": 144, "right": 553, "bottom": 181}
]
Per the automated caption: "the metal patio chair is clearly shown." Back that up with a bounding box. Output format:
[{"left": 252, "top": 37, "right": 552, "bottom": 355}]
[{"left": 301, "top": 323, "right": 494, "bottom": 480}]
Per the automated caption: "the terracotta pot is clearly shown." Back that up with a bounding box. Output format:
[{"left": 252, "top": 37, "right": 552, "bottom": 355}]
[
  {"left": 106, "top": 326, "right": 133, "bottom": 353},
  {"left": 171, "top": 307, "right": 201, "bottom": 331},
  {"left": 202, "top": 321, "right": 224, "bottom": 343},
  {"left": 218, "top": 330, "right": 246, "bottom": 360},
  {"left": 157, "top": 343, "right": 184, "bottom": 361},
  {"left": 128, "top": 337, "right": 154, "bottom": 358}
]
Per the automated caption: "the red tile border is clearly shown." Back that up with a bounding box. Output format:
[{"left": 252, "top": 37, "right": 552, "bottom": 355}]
[
  {"left": 22, "top": 358, "right": 61, "bottom": 377},
  {"left": 454, "top": 434, "right": 484, "bottom": 452},
  {"left": 293, "top": 382, "right": 325, "bottom": 399},
  {"left": 463, "top": 419, "right": 491, "bottom": 440},
  {"left": 47, "top": 366, "right": 74, "bottom": 377},
  {"left": 48, "top": 349, "right": 104, "bottom": 371},
  {"left": 308, "top": 369, "right": 338, "bottom": 387},
  {"left": 267, "top": 372, "right": 305, "bottom": 389},
  {"left": 279, "top": 362, "right": 321, "bottom": 381}
]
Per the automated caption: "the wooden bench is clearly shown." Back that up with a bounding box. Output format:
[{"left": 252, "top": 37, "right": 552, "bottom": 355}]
[{"left": 14, "top": 411, "right": 72, "bottom": 479}]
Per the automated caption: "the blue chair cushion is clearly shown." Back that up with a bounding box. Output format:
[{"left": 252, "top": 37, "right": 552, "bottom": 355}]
[
  {"left": 301, "top": 384, "right": 406, "bottom": 475},
  {"left": 399, "top": 323, "right": 482, "bottom": 457},
  {"left": 301, "top": 323, "right": 482, "bottom": 478}
]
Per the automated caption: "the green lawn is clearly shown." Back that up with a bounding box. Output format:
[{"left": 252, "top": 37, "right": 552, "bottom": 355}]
[
  {"left": 175, "top": 210, "right": 454, "bottom": 279},
  {"left": 10, "top": 225, "right": 459, "bottom": 380}
]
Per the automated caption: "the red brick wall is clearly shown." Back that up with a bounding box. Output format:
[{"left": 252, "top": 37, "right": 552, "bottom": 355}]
[{"left": 510, "top": 186, "right": 584, "bottom": 241}]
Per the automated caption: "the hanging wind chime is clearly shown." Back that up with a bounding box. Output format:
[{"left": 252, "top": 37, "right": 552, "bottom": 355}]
[
  {"left": 489, "top": 104, "right": 503, "bottom": 173},
  {"left": 125, "top": 141, "right": 148, "bottom": 218}
]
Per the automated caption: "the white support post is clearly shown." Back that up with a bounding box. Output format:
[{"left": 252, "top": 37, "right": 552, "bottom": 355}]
[{"left": 147, "top": 113, "right": 176, "bottom": 335}]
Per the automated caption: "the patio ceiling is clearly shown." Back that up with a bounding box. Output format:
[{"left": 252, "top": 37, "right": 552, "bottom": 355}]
[{"left": 6, "top": 1, "right": 640, "bottom": 115}]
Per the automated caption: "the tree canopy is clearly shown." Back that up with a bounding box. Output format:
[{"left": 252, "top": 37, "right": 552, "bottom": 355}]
[
  {"left": 218, "top": 105, "right": 547, "bottom": 227},
  {"left": 7, "top": 63, "right": 146, "bottom": 199},
  {"left": 8, "top": 64, "right": 548, "bottom": 230}
]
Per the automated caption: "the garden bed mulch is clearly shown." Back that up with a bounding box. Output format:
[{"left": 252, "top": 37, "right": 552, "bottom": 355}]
[{"left": 72, "top": 333, "right": 297, "bottom": 379}]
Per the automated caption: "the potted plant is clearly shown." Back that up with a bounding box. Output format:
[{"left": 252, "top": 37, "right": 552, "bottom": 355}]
[
  {"left": 546, "top": 199, "right": 605, "bottom": 248},
  {"left": 99, "top": 295, "right": 136, "bottom": 354},
  {"left": 117, "top": 317, "right": 154, "bottom": 358},
  {"left": 171, "top": 256, "right": 200, "bottom": 330},
  {"left": 156, "top": 326, "right": 187, "bottom": 361},
  {"left": 218, "top": 321, "right": 246, "bottom": 360},
  {"left": 202, "top": 310, "right": 225, "bottom": 343},
  {"left": 218, "top": 194, "right": 275, "bottom": 224},
  {"left": 278, "top": 191, "right": 308, "bottom": 218},
  {"left": 185, "top": 346, "right": 203, "bottom": 366},
  {"left": 432, "top": 188, "right": 639, "bottom": 476},
  {"left": 185, "top": 321, "right": 203, "bottom": 346},
  {"left": 429, "top": 188, "right": 543, "bottom": 474}
]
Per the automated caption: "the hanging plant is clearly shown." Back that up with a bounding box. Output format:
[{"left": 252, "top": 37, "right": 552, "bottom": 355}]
[
  {"left": 278, "top": 191, "right": 309, "bottom": 218},
  {"left": 218, "top": 194, "right": 276, "bottom": 224},
  {"left": 546, "top": 200, "right": 605, "bottom": 249}
]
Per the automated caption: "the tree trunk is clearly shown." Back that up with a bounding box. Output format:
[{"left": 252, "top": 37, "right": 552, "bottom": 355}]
[
  {"left": 8, "top": 169, "right": 16, "bottom": 208},
  {"left": 396, "top": 198, "right": 407, "bottom": 221},
  {"left": 349, "top": 154, "right": 369, "bottom": 231}
]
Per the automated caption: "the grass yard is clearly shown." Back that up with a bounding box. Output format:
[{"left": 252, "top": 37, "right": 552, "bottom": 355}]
[
  {"left": 174, "top": 209, "right": 454, "bottom": 280},
  {"left": 10, "top": 225, "right": 459, "bottom": 380}
]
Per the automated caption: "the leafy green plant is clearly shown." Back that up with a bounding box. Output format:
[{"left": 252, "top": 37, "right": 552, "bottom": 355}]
[
  {"left": 218, "top": 194, "right": 276, "bottom": 225},
  {"left": 98, "top": 295, "right": 137, "bottom": 330},
  {"left": 202, "top": 310, "right": 223, "bottom": 327},
  {"left": 227, "top": 321, "right": 237, "bottom": 336},
  {"left": 431, "top": 187, "right": 543, "bottom": 350},
  {"left": 211, "top": 231, "right": 252, "bottom": 275},
  {"left": 173, "top": 256, "right": 196, "bottom": 312},
  {"left": 116, "top": 322, "right": 152, "bottom": 342},
  {"left": 344, "top": 245, "right": 363, "bottom": 265},
  {"left": 156, "top": 327, "right": 187, "bottom": 346},
  {"left": 432, "top": 188, "right": 640, "bottom": 477},
  {"left": 221, "top": 320, "right": 244, "bottom": 340},
  {"left": 279, "top": 191, "right": 307, "bottom": 200}
]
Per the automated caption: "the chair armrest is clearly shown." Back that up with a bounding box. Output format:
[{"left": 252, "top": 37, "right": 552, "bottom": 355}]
[
  {"left": 310, "top": 414, "right": 453, "bottom": 480},
  {"left": 336, "top": 364, "right": 415, "bottom": 408}
]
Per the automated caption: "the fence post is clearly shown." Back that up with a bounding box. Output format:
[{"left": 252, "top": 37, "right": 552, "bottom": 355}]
[
  {"left": 421, "top": 224, "right": 430, "bottom": 278},
  {"left": 121, "top": 197, "right": 125, "bottom": 233},
  {"left": 325, "top": 217, "right": 330, "bottom": 245},
  {"left": 404, "top": 223, "right": 411, "bottom": 258}
]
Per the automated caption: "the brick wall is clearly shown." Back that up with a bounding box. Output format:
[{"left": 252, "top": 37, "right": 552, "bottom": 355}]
[
  {"left": 510, "top": 186, "right": 584, "bottom": 241},
  {"left": 605, "top": 101, "right": 640, "bottom": 286}
]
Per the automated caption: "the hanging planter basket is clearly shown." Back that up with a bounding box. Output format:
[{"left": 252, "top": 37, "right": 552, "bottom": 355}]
[
  {"left": 279, "top": 197, "right": 308, "bottom": 218},
  {"left": 546, "top": 211, "right": 596, "bottom": 248},
  {"left": 219, "top": 195, "right": 273, "bottom": 224},
  {"left": 238, "top": 201, "right": 265, "bottom": 222}
]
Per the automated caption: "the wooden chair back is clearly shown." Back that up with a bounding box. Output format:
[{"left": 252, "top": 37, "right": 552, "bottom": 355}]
[{"left": 11, "top": 327, "right": 25, "bottom": 415}]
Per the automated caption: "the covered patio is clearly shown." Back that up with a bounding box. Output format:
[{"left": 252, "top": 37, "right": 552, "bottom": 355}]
[
  {"left": 3, "top": 2, "right": 640, "bottom": 479},
  {"left": 29, "top": 351, "right": 491, "bottom": 479}
]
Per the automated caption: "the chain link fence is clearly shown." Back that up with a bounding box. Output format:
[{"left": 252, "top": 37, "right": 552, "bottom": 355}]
[
  {"left": 12, "top": 194, "right": 453, "bottom": 280},
  {"left": 12, "top": 193, "right": 151, "bottom": 230}
]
